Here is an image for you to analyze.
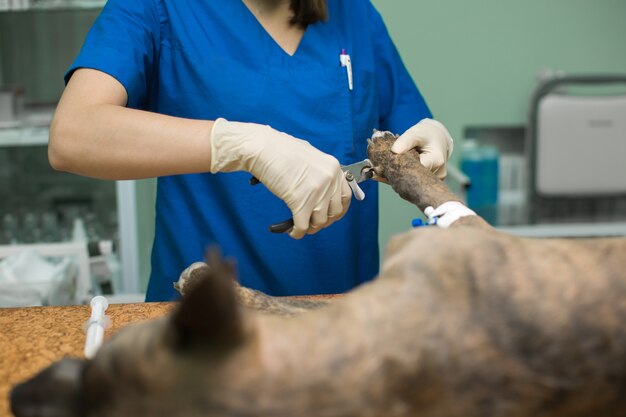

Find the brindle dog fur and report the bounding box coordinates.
[11,132,626,417]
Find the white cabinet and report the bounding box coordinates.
[0,2,145,304]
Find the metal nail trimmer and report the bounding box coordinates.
[252,158,374,234]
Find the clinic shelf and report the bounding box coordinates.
[497,222,626,238]
[0,106,54,146]
[0,125,48,147]
[0,0,104,12]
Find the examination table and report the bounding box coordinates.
[0,302,173,416]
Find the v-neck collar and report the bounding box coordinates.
[236,0,312,59]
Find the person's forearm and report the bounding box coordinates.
[49,102,214,180]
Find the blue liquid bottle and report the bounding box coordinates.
[480,145,499,224]
[461,140,499,225]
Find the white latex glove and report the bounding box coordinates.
[210,118,351,239]
[391,118,454,179]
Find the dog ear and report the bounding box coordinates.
[11,358,85,417]
[170,248,245,350]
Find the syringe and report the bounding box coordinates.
[84,296,111,359]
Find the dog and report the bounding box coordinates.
[11,131,626,417]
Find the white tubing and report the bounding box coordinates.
[84,296,110,359]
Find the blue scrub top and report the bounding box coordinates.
[67,0,432,301]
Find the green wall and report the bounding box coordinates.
[371,0,626,257]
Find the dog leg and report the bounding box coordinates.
[176,261,329,317]
[367,131,488,229]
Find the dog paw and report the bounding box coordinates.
[174,262,210,296]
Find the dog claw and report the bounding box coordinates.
[371,131,387,140]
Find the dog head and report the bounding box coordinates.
[11,252,257,417]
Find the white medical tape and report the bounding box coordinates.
[424,201,476,228]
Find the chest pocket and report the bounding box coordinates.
[347,67,378,162]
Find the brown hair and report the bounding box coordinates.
[290,0,328,26]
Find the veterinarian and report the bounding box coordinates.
[49,0,454,301]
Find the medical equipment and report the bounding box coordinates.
[84,295,110,359]
[527,74,626,223]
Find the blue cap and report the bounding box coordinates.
[411,218,426,228]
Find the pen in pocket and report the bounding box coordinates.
[340,49,353,91]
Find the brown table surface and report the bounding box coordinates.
[0,294,339,417]
[0,302,174,417]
